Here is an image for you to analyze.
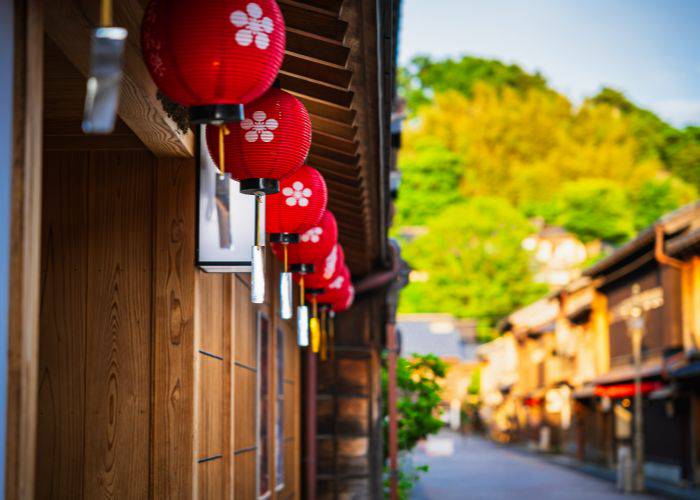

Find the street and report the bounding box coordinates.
[410,431,660,500]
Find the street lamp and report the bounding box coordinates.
[625,284,645,493]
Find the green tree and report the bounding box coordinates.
[554,178,635,244]
[399,197,547,334]
[401,55,549,112]
[632,177,698,230]
[663,126,700,190]
[393,139,464,228]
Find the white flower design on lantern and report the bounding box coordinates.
[282,181,312,207]
[329,275,345,290]
[230,3,274,50]
[241,111,278,143]
[323,245,338,279]
[301,227,323,243]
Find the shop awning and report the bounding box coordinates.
[670,359,700,379]
[594,381,663,399]
[572,385,596,399]
[590,358,663,386]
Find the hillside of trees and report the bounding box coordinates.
[395,55,700,338]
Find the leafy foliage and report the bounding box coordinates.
[395,54,699,323]
[400,198,548,333]
[383,354,447,456]
[401,55,549,112]
[393,139,464,228]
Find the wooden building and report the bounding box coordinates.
[4,0,401,498]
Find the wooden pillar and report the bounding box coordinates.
[6,1,43,497]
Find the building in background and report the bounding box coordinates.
[479,202,700,487]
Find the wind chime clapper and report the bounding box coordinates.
[82,0,127,134]
[270,232,300,319]
[306,288,324,354]
[239,178,278,304]
[291,263,314,347]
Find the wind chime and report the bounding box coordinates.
[271,210,338,346]
[266,165,327,319]
[205,87,311,302]
[298,244,346,357]
[312,265,351,360]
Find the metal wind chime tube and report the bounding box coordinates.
[279,245,293,319]
[296,275,309,346]
[251,193,266,303]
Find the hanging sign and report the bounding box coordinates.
[196,127,257,272]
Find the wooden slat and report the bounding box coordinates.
[153,158,197,498]
[286,29,350,67]
[44,0,194,157]
[197,355,224,461]
[36,154,88,499]
[310,114,357,141]
[291,0,344,15]
[279,2,348,42]
[279,72,354,108]
[282,52,352,89]
[313,130,359,155]
[7,1,43,497]
[310,143,359,166]
[84,152,152,498]
[296,95,356,124]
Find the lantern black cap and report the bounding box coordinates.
[290,263,314,274]
[189,104,244,124]
[270,233,300,244]
[240,178,280,195]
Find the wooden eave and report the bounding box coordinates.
[44,0,390,276]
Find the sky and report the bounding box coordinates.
[399,0,700,127]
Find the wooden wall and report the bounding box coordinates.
[36,39,301,498]
[315,294,384,499]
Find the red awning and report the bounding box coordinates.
[593,381,663,399]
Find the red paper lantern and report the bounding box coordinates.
[205,87,311,193]
[312,266,351,305]
[271,210,338,266]
[141,0,286,123]
[331,284,355,313]
[295,244,344,290]
[266,165,327,241]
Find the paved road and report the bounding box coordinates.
[410,431,660,500]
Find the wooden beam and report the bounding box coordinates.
[310,143,359,166]
[282,53,352,89]
[312,130,358,155]
[310,114,357,141]
[284,0,344,16]
[297,95,356,125]
[279,2,348,42]
[279,72,354,108]
[44,0,194,158]
[6,1,43,498]
[286,29,350,67]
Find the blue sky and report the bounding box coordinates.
[399,0,700,126]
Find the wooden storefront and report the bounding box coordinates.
[6,0,399,498]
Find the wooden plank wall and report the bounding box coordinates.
[316,294,384,499]
[36,145,301,500]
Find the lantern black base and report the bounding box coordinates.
[189,104,244,124]
[290,263,314,274]
[269,233,300,244]
[240,178,279,195]
[306,288,324,295]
